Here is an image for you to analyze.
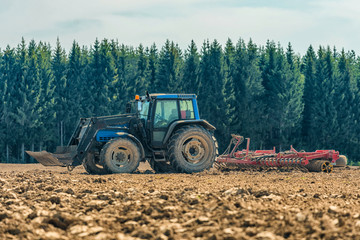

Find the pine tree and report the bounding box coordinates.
[89,39,114,116]
[259,41,304,150]
[312,47,337,149]
[198,40,226,147]
[35,42,56,157]
[232,39,265,147]
[222,39,237,139]
[334,49,356,155]
[147,44,158,92]
[18,39,43,162]
[65,41,86,142]
[110,42,130,112]
[181,40,200,93]
[301,45,317,149]
[281,43,304,148]
[133,44,148,95]
[156,40,183,93]
[0,46,16,162]
[260,41,283,148]
[52,38,67,146]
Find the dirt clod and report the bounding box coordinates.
[0,163,359,239]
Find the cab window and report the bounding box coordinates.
[179,100,195,119]
[154,100,178,128]
[139,101,149,121]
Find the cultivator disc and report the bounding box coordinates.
[215,162,309,173]
[214,162,259,172]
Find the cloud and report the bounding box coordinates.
[57,19,103,33]
[0,0,360,54]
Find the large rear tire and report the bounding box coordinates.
[167,125,216,173]
[83,152,109,175]
[100,138,141,174]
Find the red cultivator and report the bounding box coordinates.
[216,134,347,173]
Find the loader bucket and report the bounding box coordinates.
[26,145,77,166]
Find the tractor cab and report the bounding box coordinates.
[135,94,200,147]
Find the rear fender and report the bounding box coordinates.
[162,120,216,145]
[113,132,146,160]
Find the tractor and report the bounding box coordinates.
[27,93,218,174]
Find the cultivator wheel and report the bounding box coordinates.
[336,155,347,167]
[306,160,333,173]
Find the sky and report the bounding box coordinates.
[0,0,360,55]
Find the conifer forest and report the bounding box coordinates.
[0,38,359,164]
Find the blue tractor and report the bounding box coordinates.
[27,93,218,174]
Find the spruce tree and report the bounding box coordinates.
[222,39,237,139]
[90,39,114,116]
[334,49,356,155]
[198,40,226,147]
[156,40,183,93]
[260,41,283,148]
[260,41,303,150]
[52,38,67,146]
[232,39,265,147]
[147,44,158,92]
[35,42,56,157]
[65,41,85,141]
[301,45,317,149]
[133,44,148,95]
[110,42,130,112]
[313,47,337,149]
[281,43,304,148]
[181,40,200,93]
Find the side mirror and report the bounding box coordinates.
[126,103,131,113]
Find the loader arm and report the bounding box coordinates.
[27,114,137,167]
[71,114,137,167]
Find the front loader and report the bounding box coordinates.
[27,93,218,174]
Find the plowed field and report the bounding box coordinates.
[0,163,360,240]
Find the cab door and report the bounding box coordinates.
[151,99,179,147]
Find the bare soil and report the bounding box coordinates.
[0,163,360,240]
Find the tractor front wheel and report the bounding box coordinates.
[83,152,109,175]
[167,125,216,173]
[100,138,141,173]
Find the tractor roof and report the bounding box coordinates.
[147,93,197,99]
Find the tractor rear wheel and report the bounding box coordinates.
[101,138,141,173]
[83,152,109,175]
[167,125,216,173]
[335,155,347,167]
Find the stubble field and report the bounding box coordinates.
[0,163,360,240]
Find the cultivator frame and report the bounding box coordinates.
[216,134,340,173]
